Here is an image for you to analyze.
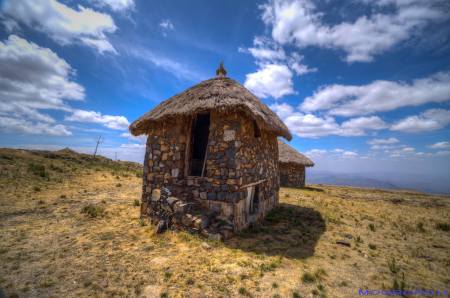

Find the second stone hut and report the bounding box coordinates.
[278,140,314,188]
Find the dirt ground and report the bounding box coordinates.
[0,149,449,297]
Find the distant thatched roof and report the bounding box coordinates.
[278,140,314,167]
[129,76,292,140]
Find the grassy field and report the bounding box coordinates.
[0,148,449,297]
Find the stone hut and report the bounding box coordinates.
[129,64,291,236]
[278,140,314,188]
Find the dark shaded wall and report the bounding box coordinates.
[279,162,306,188]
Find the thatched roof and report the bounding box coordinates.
[278,140,314,167]
[129,76,292,140]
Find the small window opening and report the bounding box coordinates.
[253,120,261,138]
[250,185,260,214]
[189,112,210,176]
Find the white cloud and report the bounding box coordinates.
[66,110,130,130]
[159,19,174,30]
[288,52,317,75]
[260,0,447,62]
[367,137,399,145]
[1,0,117,54]
[0,35,84,136]
[436,150,450,157]
[305,148,359,159]
[343,151,358,157]
[120,143,145,148]
[301,72,450,116]
[271,103,387,137]
[120,132,146,143]
[0,116,71,136]
[391,109,450,133]
[429,141,450,150]
[340,116,387,136]
[241,37,316,99]
[244,64,295,99]
[91,0,135,12]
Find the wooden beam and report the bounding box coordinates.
[239,179,266,190]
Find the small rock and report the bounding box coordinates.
[336,240,351,247]
[344,233,353,239]
[208,233,222,241]
[201,242,211,250]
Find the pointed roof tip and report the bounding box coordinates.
[216,61,227,77]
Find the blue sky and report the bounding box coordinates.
[0,0,450,178]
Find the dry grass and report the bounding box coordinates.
[0,149,449,297]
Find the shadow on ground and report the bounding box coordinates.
[226,203,326,259]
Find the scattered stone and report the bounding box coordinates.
[223,129,235,141]
[344,233,353,239]
[201,242,211,250]
[336,240,351,247]
[208,233,222,241]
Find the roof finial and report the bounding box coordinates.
[216,61,227,77]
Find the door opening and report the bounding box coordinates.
[189,112,210,176]
[250,185,259,214]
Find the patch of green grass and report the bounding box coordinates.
[302,272,316,284]
[238,287,251,296]
[435,222,450,232]
[416,222,425,232]
[28,163,49,179]
[134,199,141,207]
[80,204,105,218]
[388,257,399,274]
[292,292,302,298]
[272,282,279,289]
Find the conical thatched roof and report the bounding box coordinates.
[129,76,292,140]
[278,140,314,167]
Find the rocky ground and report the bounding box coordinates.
[0,148,449,297]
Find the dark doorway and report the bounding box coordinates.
[250,185,259,214]
[189,113,210,176]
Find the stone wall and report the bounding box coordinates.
[279,162,306,188]
[140,110,280,233]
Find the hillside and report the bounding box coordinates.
[0,148,449,297]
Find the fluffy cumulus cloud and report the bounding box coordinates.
[429,141,450,150]
[244,64,295,99]
[242,37,316,99]
[0,116,71,136]
[301,72,450,116]
[0,35,86,135]
[391,109,450,133]
[305,148,358,159]
[1,0,117,54]
[367,137,399,145]
[0,35,129,136]
[159,19,174,30]
[260,0,448,62]
[271,103,387,138]
[90,0,135,12]
[66,110,130,130]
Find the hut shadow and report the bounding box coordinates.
[225,203,326,260]
[302,186,324,192]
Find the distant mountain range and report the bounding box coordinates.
[307,171,450,195]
